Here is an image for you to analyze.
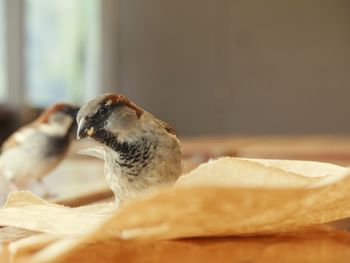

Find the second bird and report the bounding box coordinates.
[0,103,79,203]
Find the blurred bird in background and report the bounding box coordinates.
[77,93,182,206]
[0,103,79,204]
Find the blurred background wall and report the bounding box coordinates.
[1,0,350,137]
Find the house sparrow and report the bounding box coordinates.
[0,103,79,202]
[76,93,182,205]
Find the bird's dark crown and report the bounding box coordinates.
[37,103,79,124]
[100,93,143,118]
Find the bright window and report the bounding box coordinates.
[0,0,6,102]
[25,0,100,107]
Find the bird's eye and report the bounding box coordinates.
[99,105,109,114]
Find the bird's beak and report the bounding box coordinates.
[77,118,96,139]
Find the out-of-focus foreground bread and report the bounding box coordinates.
[1,157,350,262]
[176,157,348,188]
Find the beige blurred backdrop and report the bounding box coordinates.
[1,0,350,137]
[101,0,350,135]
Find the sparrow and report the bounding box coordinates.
[76,93,182,205]
[0,103,79,202]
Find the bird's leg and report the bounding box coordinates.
[37,179,55,199]
[9,181,18,192]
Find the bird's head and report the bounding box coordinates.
[37,103,79,127]
[76,93,147,142]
